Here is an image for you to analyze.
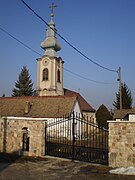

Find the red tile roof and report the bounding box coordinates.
[0,89,95,118]
[0,96,77,118]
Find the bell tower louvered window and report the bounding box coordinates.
[57,69,60,82]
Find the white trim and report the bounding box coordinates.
[108,120,135,123]
[1,116,48,121]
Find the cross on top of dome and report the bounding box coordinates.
[49,2,56,17]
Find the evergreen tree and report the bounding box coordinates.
[96,104,113,128]
[113,82,133,109]
[12,66,34,96]
[2,93,5,97]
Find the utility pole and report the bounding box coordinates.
[118,67,122,120]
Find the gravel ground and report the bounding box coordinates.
[0,153,135,180]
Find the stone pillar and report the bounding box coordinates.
[108,120,135,168]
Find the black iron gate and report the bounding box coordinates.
[45,113,108,165]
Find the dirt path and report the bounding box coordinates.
[0,155,135,180]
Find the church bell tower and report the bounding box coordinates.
[37,3,64,96]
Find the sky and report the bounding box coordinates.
[0,0,135,110]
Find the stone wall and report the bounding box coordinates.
[0,117,46,156]
[108,120,135,168]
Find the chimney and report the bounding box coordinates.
[24,101,32,114]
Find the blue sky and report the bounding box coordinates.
[0,0,135,110]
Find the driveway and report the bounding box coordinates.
[0,154,135,180]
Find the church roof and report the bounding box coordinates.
[0,96,77,118]
[64,89,95,112]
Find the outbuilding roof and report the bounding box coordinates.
[113,107,135,119]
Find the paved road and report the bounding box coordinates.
[0,156,135,180]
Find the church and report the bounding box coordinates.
[0,5,95,157]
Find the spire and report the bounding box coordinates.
[41,3,61,57]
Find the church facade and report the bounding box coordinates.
[0,6,95,157]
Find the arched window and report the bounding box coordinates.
[22,127,29,151]
[43,68,48,81]
[57,69,60,82]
